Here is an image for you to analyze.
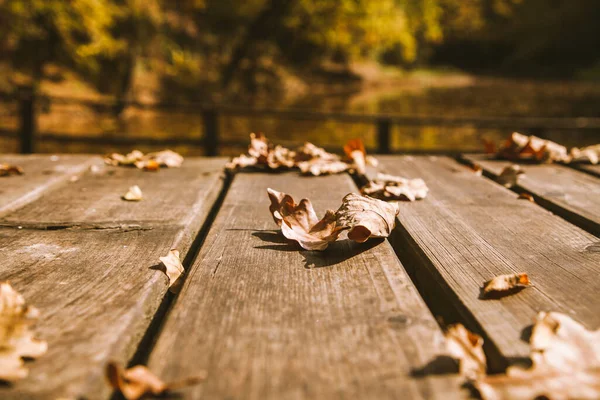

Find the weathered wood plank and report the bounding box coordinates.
[379,155,600,371]
[147,172,464,400]
[463,154,600,236]
[572,163,600,179]
[0,154,98,217]
[0,158,227,399]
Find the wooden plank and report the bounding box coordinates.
[378,155,600,371]
[147,172,464,400]
[572,163,600,178]
[463,154,600,236]
[0,158,227,399]
[0,154,98,217]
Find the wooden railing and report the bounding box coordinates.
[2,90,600,155]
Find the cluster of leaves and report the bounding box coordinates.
[486,132,600,165]
[0,164,24,177]
[446,311,600,400]
[104,149,183,171]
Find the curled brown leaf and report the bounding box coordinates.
[122,185,143,201]
[495,132,568,163]
[482,273,530,297]
[497,164,524,187]
[159,249,184,293]
[0,282,47,382]
[334,194,399,243]
[0,164,24,177]
[344,138,367,175]
[568,144,600,165]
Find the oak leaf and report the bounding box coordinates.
[0,282,47,382]
[122,185,143,201]
[361,173,429,201]
[0,164,24,177]
[482,273,530,297]
[159,250,184,293]
[106,362,205,400]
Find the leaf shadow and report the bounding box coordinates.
[478,285,527,300]
[410,355,459,377]
[252,230,383,268]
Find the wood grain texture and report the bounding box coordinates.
[0,154,99,217]
[0,158,227,399]
[463,154,600,236]
[378,155,600,371]
[147,172,465,400]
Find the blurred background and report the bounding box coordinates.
[1,0,599,156]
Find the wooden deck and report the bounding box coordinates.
[1,154,599,399]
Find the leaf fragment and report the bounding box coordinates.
[361,173,429,201]
[159,249,184,292]
[0,164,24,177]
[343,138,367,175]
[482,273,530,297]
[518,193,535,202]
[122,185,143,201]
[0,282,47,382]
[497,164,524,187]
[445,324,487,380]
[297,159,349,176]
[106,362,205,400]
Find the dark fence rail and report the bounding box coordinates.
[2,92,600,155]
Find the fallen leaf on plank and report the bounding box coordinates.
[344,138,367,175]
[334,194,399,243]
[105,149,183,170]
[445,324,486,381]
[105,150,144,166]
[0,164,24,177]
[495,132,568,163]
[0,282,47,382]
[297,159,349,176]
[106,362,205,400]
[135,159,160,171]
[497,164,524,187]
[361,173,429,201]
[482,273,530,298]
[122,185,143,201]
[159,250,184,292]
[475,312,600,400]
[145,150,184,168]
[267,188,344,251]
[226,133,296,172]
[470,164,483,176]
[568,144,600,164]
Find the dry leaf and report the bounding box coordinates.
[105,150,183,170]
[482,273,530,297]
[267,188,344,251]
[0,282,47,382]
[335,194,399,243]
[470,164,483,176]
[106,362,205,400]
[159,250,184,292]
[295,142,339,162]
[361,173,429,201]
[497,165,524,187]
[344,138,367,175]
[297,159,349,176]
[122,185,143,201]
[568,144,600,164]
[445,324,486,380]
[226,133,296,171]
[0,164,24,177]
[496,132,568,163]
[518,193,535,202]
[475,312,600,400]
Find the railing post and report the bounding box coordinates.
[376,118,391,154]
[18,86,36,154]
[203,108,219,156]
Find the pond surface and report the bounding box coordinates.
[1,76,599,155]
